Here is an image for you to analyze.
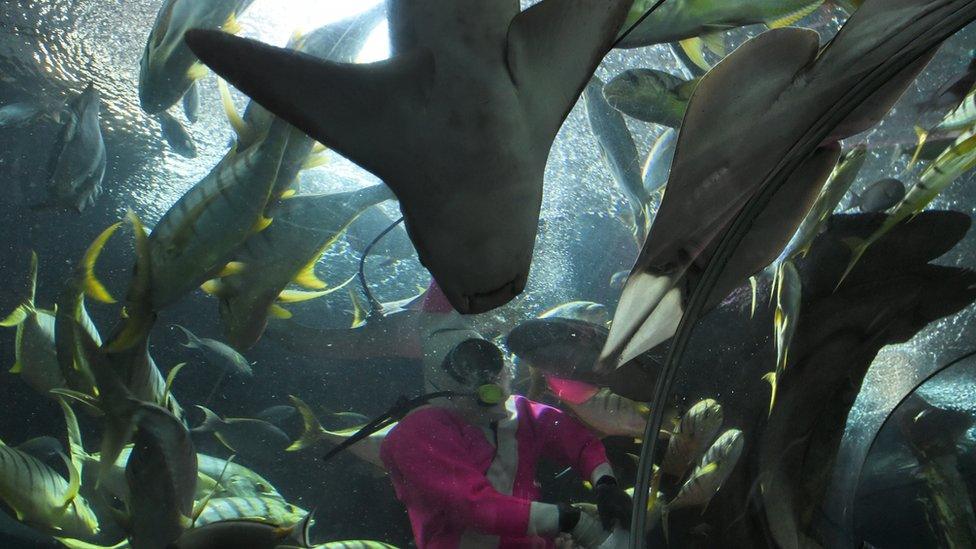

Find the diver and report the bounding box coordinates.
[378,286,633,548]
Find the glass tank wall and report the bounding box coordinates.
[0,0,973,548]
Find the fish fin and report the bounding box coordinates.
[56,396,90,473]
[506,0,633,140]
[217,261,246,277]
[185,30,433,188]
[222,12,242,34]
[286,395,325,451]
[172,324,201,349]
[191,455,236,528]
[106,212,153,352]
[186,61,208,81]
[9,362,21,374]
[678,38,711,72]
[280,189,297,200]
[200,279,224,296]
[699,31,726,58]
[762,372,777,415]
[217,78,252,143]
[192,405,224,434]
[55,538,129,549]
[311,141,326,154]
[908,125,929,168]
[162,362,187,403]
[348,288,366,329]
[269,304,292,319]
[2,251,38,327]
[56,450,80,507]
[765,1,823,29]
[748,276,758,319]
[289,510,315,547]
[81,222,122,304]
[301,152,330,171]
[277,274,356,303]
[49,388,102,416]
[294,258,327,290]
[251,215,273,233]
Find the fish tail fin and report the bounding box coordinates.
[748,275,758,319]
[286,394,325,451]
[81,222,122,304]
[192,405,223,433]
[172,324,201,348]
[908,125,929,168]
[762,372,777,416]
[294,257,328,290]
[162,362,187,404]
[1,251,38,327]
[348,288,366,329]
[678,37,712,72]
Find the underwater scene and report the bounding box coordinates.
[0,0,975,547]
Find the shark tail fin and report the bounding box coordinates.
[1,251,38,327]
[287,394,325,451]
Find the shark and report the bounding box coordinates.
[598,0,976,370]
[184,0,635,314]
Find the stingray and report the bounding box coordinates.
[599,0,976,370]
[184,0,634,314]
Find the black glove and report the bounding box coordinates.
[594,475,633,530]
[557,503,582,533]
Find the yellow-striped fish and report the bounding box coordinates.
[195,496,305,527]
[144,117,291,313]
[661,399,723,480]
[202,184,393,349]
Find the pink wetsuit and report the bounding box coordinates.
[380,396,609,548]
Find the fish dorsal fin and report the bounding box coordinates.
[162,362,187,403]
[56,396,91,475]
[506,0,633,141]
[185,30,433,190]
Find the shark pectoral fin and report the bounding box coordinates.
[506,0,633,138]
[184,30,432,184]
[828,47,937,142]
[598,271,684,371]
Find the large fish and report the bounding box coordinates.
[917,52,976,113]
[545,377,650,438]
[42,83,106,212]
[584,75,652,236]
[196,455,281,502]
[125,403,197,549]
[0,98,64,127]
[138,0,254,114]
[617,0,840,49]
[538,300,611,326]
[603,69,697,128]
[168,512,312,549]
[186,0,635,314]
[143,117,290,312]
[203,184,394,349]
[599,0,976,370]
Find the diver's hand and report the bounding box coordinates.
[595,476,633,530]
[569,508,609,548]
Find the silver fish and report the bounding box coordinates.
[173,325,252,377]
[192,405,291,457]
